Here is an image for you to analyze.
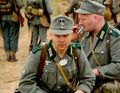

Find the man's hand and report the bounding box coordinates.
[93,68,100,77]
[71,25,80,42]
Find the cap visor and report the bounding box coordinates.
[50,29,72,35]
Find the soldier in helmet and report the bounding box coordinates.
[19,15,95,93]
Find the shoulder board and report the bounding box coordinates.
[109,28,120,38]
[70,43,81,49]
[32,46,42,54]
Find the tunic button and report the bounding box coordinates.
[45,69,47,72]
[57,86,61,89]
[59,76,62,78]
[101,51,104,53]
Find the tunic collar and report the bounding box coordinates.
[47,40,73,61]
[86,21,109,41]
[97,21,109,40]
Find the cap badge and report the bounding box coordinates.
[59,19,64,28]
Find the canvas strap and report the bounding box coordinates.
[55,48,78,92]
[89,27,112,66]
[36,44,46,79]
[89,36,101,66]
[55,61,76,92]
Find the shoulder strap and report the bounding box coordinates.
[89,26,112,66]
[36,45,79,80]
[106,26,112,64]
[55,48,78,92]
[89,36,102,66]
[72,48,79,88]
[72,48,79,73]
[36,44,46,79]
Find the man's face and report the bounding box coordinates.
[78,14,96,32]
[50,32,72,51]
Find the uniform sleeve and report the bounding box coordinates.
[16,0,24,8]
[111,0,119,14]
[77,47,95,93]
[19,52,47,93]
[97,35,120,79]
[44,0,53,15]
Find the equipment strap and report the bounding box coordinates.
[89,26,112,66]
[89,36,101,66]
[36,45,79,90]
[36,44,46,79]
[55,48,78,92]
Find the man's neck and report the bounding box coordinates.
[52,44,68,59]
[92,20,105,38]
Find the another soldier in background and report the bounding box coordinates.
[75,0,120,93]
[25,0,53,52]
[0,0,24,62]
[65,0,86,43]
[65,0,81,25]
[94,0,119,24]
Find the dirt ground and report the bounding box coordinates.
[0,13,30,93]
[0,0,118,93]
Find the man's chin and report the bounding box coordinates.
[58,47,66,51]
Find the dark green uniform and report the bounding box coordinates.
[19,41,95,93]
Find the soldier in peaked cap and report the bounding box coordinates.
[19,15,95,93]
[74,0,120,93]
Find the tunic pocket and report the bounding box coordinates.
[41,65,56,88]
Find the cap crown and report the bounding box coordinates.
[50,15,73,35]
[75,0,105,15]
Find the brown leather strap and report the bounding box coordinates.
[36,44,46,79]
[72,48,79,88]
[106,27,112,64]
[72,48,79,74]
